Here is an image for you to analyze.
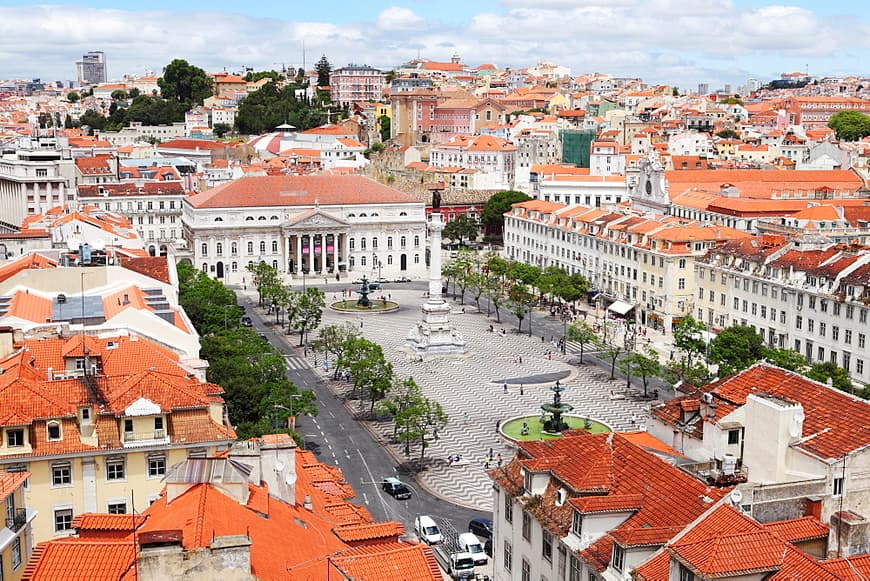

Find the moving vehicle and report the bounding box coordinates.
[394,276,412,283]
[381,476,412,500]
[240,315,253,327]
[458,532,487,565]
[468,517,493,539]
[432,543,475,579]
[414,515,442,545]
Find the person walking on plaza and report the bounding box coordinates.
[503,383,508,393]
[519,384,524,396]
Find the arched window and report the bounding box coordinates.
[245,216,254,221]
[270,215,279,220]
[216,242,223,255]
[414,236,420,248]
[231,261,238,272]
[202,263,208,272]
[372,237,378,250]
[387,236,393,249]
[359,212,367,217]
[399,211,407,216]
[387,255,393,265]
[259,241,266,253]
[258,216,266,221]
[349,256,355,268]
[201,243,207,255]
[371,212,379,217]
[400,236,407,248]
[247,261,254,268]
[349,238,355,250]
[231,242,238,255]
[272,240,278,253]
[361,256,367,267]
[214,217,223,222]
[361,237,367,250]
[347,213,356,218]
[272,260,278,269]
[247,241,254,254]
[414,254,420,264]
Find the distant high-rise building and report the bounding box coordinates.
[697,82,709,95]
[75,51,106,86]
[747,77,762,93]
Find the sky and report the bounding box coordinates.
[0,1,867,90]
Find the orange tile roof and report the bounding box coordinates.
[22,539,137,581]
[666,169,863,199]
[158,139,227,151]
[0,253,57,283]
[72,513,148,533]
[327,542,441,580]
[0,471,28,502]
[763,516,829,543]
[7,290,52,322]
[187,175,420,209]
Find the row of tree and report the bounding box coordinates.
[246,262,327,346]
[177,262,316,440]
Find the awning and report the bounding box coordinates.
[607,300,635,316]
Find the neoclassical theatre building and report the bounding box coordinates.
[183,175,429,284]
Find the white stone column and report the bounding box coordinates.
[343,233,350,272]
[295,235,302,274]
[319,234,327,275]
[308,234,315,274]
[428,213,445,300]
[333,233,339,275]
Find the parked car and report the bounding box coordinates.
[468,517,493,539]
[381,477,412,500]
[394,276,412,283]
[483,538,492,557]
[240,315,253,327]
[458,532,487,565]
[414,515,442,545]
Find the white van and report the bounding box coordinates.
[458,532,487,565]
[415,515,442,545]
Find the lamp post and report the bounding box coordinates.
[274,394,302,430]
[371,252,382,282]
[560,310,571,354]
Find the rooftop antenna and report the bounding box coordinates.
[302,40,306,72]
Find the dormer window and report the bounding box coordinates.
[80,407,91,423]
[47,421,61,441]
[611,543,625,572]
[523,469,532,494]
[571,510,582,536]
[6,428,24,447]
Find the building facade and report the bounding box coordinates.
[75,51,106,86]
[330,64,387,105]
[183,175,429,284]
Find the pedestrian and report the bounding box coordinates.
[631,414,637,425]
[497,453,503,467]
[336,273,340,282]
[518,355,523,364]
[541,335,545,343]
[485,460,490,469]
[463,412,469,424]
[520,384,524,396]
[388,293,391,300]
[503,383,508,393]
[489,447,494,459]
[496,420,500,431]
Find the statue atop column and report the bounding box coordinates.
[432,189,441,210]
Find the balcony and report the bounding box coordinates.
[5,508,26,532]
[122,429,169,448]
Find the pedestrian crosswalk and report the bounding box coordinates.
[283,354,309,370]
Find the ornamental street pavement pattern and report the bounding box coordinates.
[315,288,652,512]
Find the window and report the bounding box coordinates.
[522,511,532,541]
[201,242,208,255]
[372,237,378,250]
[679,258,686,269]
[6,428,23,447]
[728,429,740,445]
[108,501,127,514]
[54,508,73,532]
[231,242,238,255]
[504,492,513,523]
[521,559,531,581]
[124,419,133,434]
[247,241,254,254]
[504,540,513,572]
[611,543,625,572]
[154,416,164,431]
[571,511,582,535]
[349,238,355,250]
[542,530,553,562]
[216,242,223,255]
[678,278,685,290]
[259,241,266,253]
[148,454,166,477]
[414,254,420,264]
[106,457,125,481]
[834,476,845,496]
[361,237,367,250]
[414,235,420,248]
[361,256,367,267]
[569,556,582,581]
[678,564,695,581]
[401,236,407,248]
[11,536,21,569]
[272,241,278,253]
[387,255,393,265]
[387,236,393,249]
[860,334,866,349]
[47,421,61,441]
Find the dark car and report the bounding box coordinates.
[483,538,492,557]
[381,477,412,500]
[240,316,253,327]
[468,517,493,539]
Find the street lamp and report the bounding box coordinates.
[274,394,303,430]
[371,252,382,282]
[560,310,571,354]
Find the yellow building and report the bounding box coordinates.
[0,330,235,542]
[0,471,33,581]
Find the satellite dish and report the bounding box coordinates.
[730,489,743,505]
[274,459,285,472]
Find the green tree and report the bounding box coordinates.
[451,250,475,304]
[246,262,281,306]
[287,288,326,346]
[673,315,707,370]
[177,262,240,333]
[312,322,359,378]
[508,284,534,334]
[128,87,141,99]
[110,89,128,101]
[378,114,391,142]
[158,58,212,110]
[618,347,660,396]
[315,55,332,88]
[213,122,232,138]
[828,110,870,141]
[244,70,281,82]
[337,337,394,414]
[807,362,853,393]
[480,190,531,235]
[508,262,541,286]
[443,214,480,246]
[600,322,622,380]
[763,348,808,373]
[566,321,597,364]
[716,128,740,139]
[235,80,325,135]
[399,397,448,460]
[67,91,80,102]
[377,377,423,442]
[709,325,765,377]
[78,109,107,134]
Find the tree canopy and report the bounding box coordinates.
[443,214,480,246]
[828,110,870,141]
[480,190,531,235]
[234,81,329,135]
[315,55,332,88]
[158,59,212,110]
[806,362,853,393]
[709,325,765,377]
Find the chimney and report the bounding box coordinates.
[303,495,313,511]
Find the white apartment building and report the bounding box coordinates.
[429,135,517,190]
[589,140,626,176]
[504,200,751,330]
[0,137,77,230]
[695,234,870,383]
[96,122,186,147]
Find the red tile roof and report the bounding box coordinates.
[762,516,829,543]
[22,539,137,581]
[186,175,420,209]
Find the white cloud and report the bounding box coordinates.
[376,7,426,31]
[0,3,863,91]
